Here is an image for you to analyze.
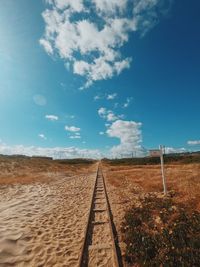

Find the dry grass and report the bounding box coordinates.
[103,162,200,266]
[0,156,95,185]
[103,163,200,211]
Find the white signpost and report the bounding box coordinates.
[159,145,167,195]
[149,146,167,195]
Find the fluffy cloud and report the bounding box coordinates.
[40,0,172,87]
[187,140,200,145]
[106,119,144,157]
[0,143,101,159]
[65,125,81,132]
[93,0,128,15]
[38,134,47,140]
[123,97,133,108]
[94,93,117,101]
[94,95,102,101]
[69,132,81,139]
[164,147,187,154]
[45,114,59,121]
[98,107,123,122]
[69,135,81,139]
[133,0,173,36]
[107,93,117,100]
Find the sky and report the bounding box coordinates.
[0,0,200,159]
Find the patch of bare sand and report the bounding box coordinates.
[0,164,97,266]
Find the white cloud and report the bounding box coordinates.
[0,143,101,159]
[187,140,200,146]
[38,134,47,140]
[164,147,187,154]
[94,95,102,101]
[69,132,81,139]
[99,131,104,135]
[39,39,53,54]
[107,93,117,100]
[40,0,172,87]
[98,107,107,117]
[133,0,173,36]
[69,135,81,139]
[65,114,75,119]
[123,97,133,108]
[94,93,117,101]
[106,112,119,122]
[98,107,123,122]
[45,114,59,121]
[48,0,85,12]
[106,119,144,157]
[93,0,128,15]
[65,125,81,132]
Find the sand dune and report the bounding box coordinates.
[0,167,97,266]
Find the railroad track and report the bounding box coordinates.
[78,164,121,267]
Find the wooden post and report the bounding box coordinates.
[159,145,167,195]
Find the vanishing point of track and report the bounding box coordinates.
[78,163,121,267]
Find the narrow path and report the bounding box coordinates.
[78,165,121,267]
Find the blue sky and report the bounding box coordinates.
[0,0,200,158]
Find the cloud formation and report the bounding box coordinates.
[65,125,81,139]
[107,93,117,100]
[187,140,200,145]
[106,119,144,157]
[98,107,124,122]
[123,97,133,108]
[38,133,47,140]
[65,125,81,132]
[40,0,172,87]
[164,147,186,154]
[45,114,59,121]
[0,143,101,159]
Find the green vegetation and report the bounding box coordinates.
[121,194,200,266]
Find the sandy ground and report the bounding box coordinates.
[1,157,199,266]
[0,158,98,267]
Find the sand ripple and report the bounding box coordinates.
[0,168,97,266]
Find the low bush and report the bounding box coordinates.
[121,194,200,266]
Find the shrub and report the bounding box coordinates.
[121,195,200,266]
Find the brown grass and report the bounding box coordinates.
[0,156,95,185]
[103,162,200,266]
[103,163,200,211]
